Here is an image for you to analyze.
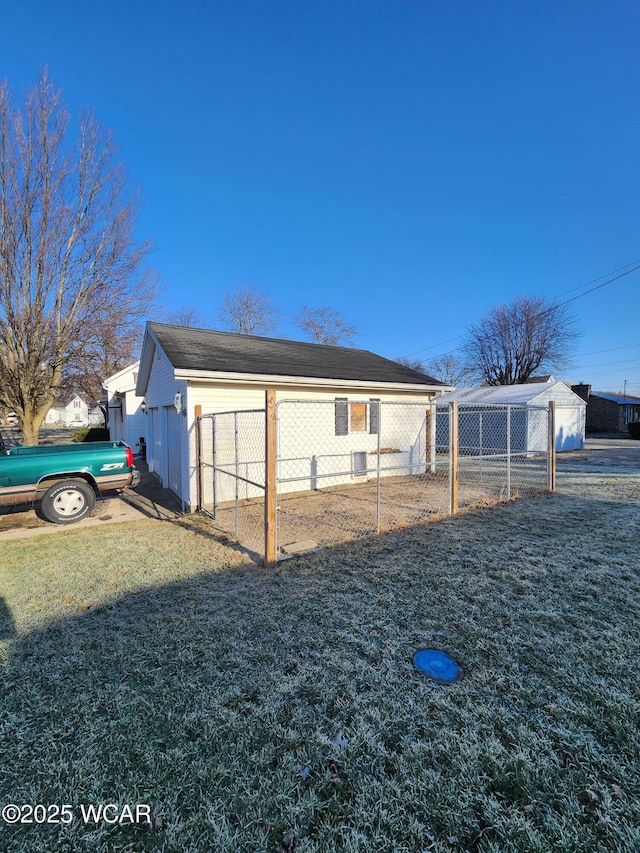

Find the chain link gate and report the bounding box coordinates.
[196,408,266,557]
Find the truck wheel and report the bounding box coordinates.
[40,480,96,524]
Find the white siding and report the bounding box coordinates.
[44,406,66,425]
[275,398,434,497]
[145,347,178,407]
[534,384,585,451]
[555,404,586,451]
[184,383,266,511]
[104,362,144,445]
[123,394,147,455]
[182,381,436,510]
[141,350,190,501]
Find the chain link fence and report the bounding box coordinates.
[197,399,553,563]
[453,404,551,509]
[276,400,451,552]
[197,409,265,556]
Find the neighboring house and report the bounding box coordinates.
[103,361,147,456]
[524,375,555,383]
[576,387,640,433]
[87,406,104,426]
[44,393,103,428]
[438,380,587,452]
[135,322,450,510]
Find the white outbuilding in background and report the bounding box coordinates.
[438,380,586,452]
[103,361,147,458]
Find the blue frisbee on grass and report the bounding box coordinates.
[413,649,461,684]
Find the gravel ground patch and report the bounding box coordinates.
[209,456,550,559]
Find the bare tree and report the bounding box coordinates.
[425,353,472,386]
[395,356,430,374]
[464,295,579,385]
[0,72,156,444]
[165,306,209,328]
[64,306,146,423]
[294,305,358,346]
[218,285,279,335]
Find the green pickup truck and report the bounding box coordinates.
[0,432,140,524]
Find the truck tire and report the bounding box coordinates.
[40,480,96,524]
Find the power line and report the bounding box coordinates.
[402,334,464,358]
[555,262,640,310]
[570,356,640,371]
[400,258,640,363]
[576,342,640,357]
[551,257,640,299]
[577,367,640,386]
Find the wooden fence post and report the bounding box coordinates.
[264,389,277,567]
[548,400,556,492]
[194,405,202,511]
[450,401,459,515]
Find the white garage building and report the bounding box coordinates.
[135,322,450,510]
[437,380,586,452]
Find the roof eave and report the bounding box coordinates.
[175,368,450,394]
[136,326,160,397]
[103,360,141,389]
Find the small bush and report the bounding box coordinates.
[628,421,640,439]
[71,427,111,442]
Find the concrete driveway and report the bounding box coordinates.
[0,463,181,541]
[557,434,640,474]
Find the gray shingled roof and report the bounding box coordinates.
[592,390,640,405]
[147,322,444,387]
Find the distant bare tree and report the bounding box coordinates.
[294,305,358,346]
[464,295,579,385]
[0,72,156,444]
[64,306,145,423]
[165,306,209,328]
[395,356,430,374]
[219,285,279,335]
[425,353,472,386]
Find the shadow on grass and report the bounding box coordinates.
[1,490,639,852]
[169,515,264,563]
[0,597,15,640]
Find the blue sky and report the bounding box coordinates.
[3,0,639,393]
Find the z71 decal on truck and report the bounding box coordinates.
[0,431,140,524]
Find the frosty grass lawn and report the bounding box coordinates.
[0,447,639,853]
